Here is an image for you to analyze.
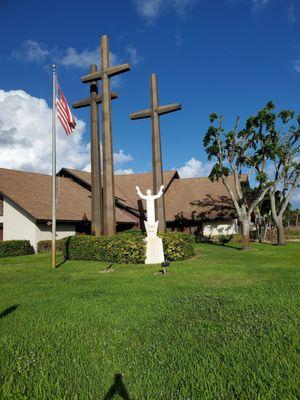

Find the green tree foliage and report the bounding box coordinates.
[204,102,300,248]
[267,107,300,244]
[203,102,282,250]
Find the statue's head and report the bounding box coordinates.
[146,189,152,196]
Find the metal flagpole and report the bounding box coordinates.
[52,64,57,269]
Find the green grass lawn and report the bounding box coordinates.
[0,243,299,400]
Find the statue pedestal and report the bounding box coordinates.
[145,236,165,265]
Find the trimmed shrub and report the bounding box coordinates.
[160,232,194,261]
[37,240,62,253]
[104,235,146,264]
[60,232,194,264]
[60,235,145,264]
[0,240,34,258]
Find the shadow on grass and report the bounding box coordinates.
[0,305,18,319]
[55,236,71,268]
[202,241,242,251]
[56,258,67,268]
[103,373,130,400]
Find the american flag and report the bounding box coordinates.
[56,81,76,136]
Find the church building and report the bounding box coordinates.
[0,167,246,250]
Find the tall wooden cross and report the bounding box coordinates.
[81,35,131,236]
[130,73,181,233]
[73,64,117,236]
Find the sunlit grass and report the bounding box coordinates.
[0,243,299,399]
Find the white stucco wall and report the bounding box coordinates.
[3,197,37,247]
[203,219,238,237]
[2,196,76,251]
[36,222,75,243]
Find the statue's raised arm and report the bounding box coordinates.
[136,186,148,200]
[153,185,164,200]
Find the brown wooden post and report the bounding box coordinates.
[81,35,131,235]
[130,73,181,233]
[101,36,115,236]
[73,65,118,236]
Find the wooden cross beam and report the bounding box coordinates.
[130,73,181,233]
[72,64,117,236]
[81,35,131,236]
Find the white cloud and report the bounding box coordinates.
[0,89,89,174]
[252,0,270,12]
[133,0,197,21]
[293,59,300,73]
[80,148,133,173]
[57,47,118,69]
[12,40,50,63]
[0,89,133,175]
[12,41,119,69]
[126,44,143,66]
[288,4,297,23]
[291,189,300,208]
[114,149,134,164]
[177,158,213,178]
[58,47,99,68]
[115,168,135,175]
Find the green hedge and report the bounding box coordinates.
[160,232,194,261]
[0,240,34,258]
[59,232,194,264]
[37,240,62,253]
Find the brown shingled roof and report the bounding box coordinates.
[164,176,243,222]
[59,168,247,222]
[0,167,248,224]
[60,168,179,209]
[0,168,137,223]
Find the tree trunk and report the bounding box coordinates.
[241,218,251,251]
[259,218,268,243]
[276,216,286,246]
[270,191,287,246]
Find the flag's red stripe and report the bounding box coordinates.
[57,101,73,135]
[57,104,71,134]
[57,101,69,124]
[58,114,71,135]
[56,81,76,136]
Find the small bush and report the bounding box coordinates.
[160,232,194,261]
[285,229,300,239]
[37,240,62,253]
[218,234,233,245]
[0,240,34,258]
[231,233,243,243]
[60,232,194,264]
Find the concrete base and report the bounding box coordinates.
[145,236,165,265]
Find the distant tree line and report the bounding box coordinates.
[204,101,300,250]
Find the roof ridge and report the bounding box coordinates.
[0,167,51,178]
[65,168,178,177]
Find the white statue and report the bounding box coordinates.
[136,185,165,264]
[136,185,164,233]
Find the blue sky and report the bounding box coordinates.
[0,0,299,205]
